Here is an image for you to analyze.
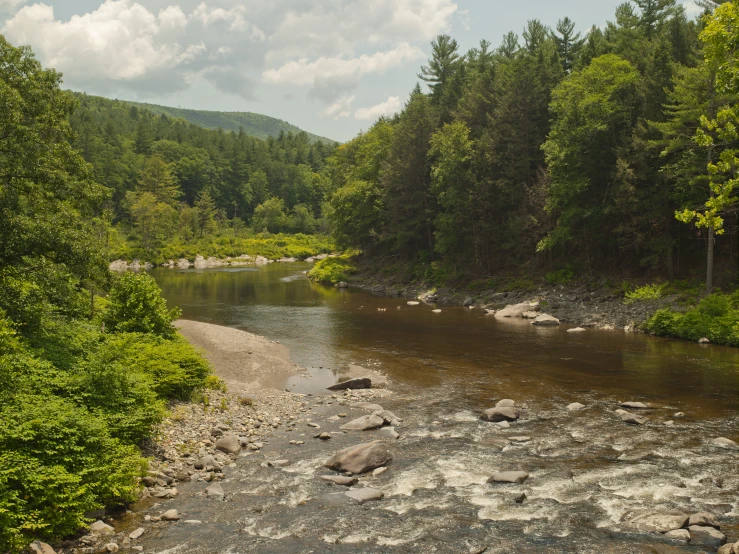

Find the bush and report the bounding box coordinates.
[545,266,575,285]
[624,283,664,303]
[644,292,739,346]
[104,272,180,338]
[308,256,356,285]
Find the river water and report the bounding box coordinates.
[148,264,739,553]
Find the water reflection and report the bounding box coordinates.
[151,265,739,418]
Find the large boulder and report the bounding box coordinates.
[689,512,720,529]
[624,510,688,533]
[324,441,392,474]
[532,314,560,326]
[481,406,520,422]
[328,377,371,391]
[340,414,385,431]
[688,525,727,549]
[494,303,534,319]
[215,434,241,455]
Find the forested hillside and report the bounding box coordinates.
[120,99,336,145]
[323,0,739,294]
[69,94,336,260]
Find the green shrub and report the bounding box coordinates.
[308,256,356,285]
[502,278,538,292]
[624,283,664,303]
[204,375,227,392]
[545,266,575,285]
[104,272,180,338]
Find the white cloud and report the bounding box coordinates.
[158,5,187,29]
[682,1,702,17]
[355,96,401,120]
[322,95,355,119]
[263,43,423,85]
[0,0,28,9]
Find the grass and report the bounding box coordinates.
[308,256,357,285]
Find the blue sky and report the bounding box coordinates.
[0,0,702,142]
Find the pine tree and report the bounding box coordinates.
[552,17,586,73]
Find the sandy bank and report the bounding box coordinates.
[175,320,302,392]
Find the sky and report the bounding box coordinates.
[0,0,704,142]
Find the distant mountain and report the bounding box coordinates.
[74,94,337,145]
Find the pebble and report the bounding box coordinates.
[161,509,180,521]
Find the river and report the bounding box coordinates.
[148,263,739,553]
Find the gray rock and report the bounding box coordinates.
[532,314,560,326]
[344,487,384,504]
[373,409,402,425]
[351,402,384,411]
[521,311,539,319]
[495,399,516,408]
[515,493,527,504]
[29,541,56,554]
[328,377,371,391]
[215,434,241,455]
[488,471,529,484]
[664,529,690,542]
[508,436,531,443]
[699,337,710,344]
[340,414,385,431]
[324,441,393,474]
[463,297,474,307]
[378,427,400,440]
[688,525,727,549]
[567,327,587,333]
[195,455,221,471]
[161,509,180,521]
[718,544,734,554]
[129,528,145,540]
[321,475,358,486]
[711,437,739,450]
[624,510,688,533]
[90,520,114,534]
[481,406,520,422]
[315,432,332,440]
[620,401,649,409]
[495,303,533,318]
[104,544,119,552]
[688,512,720,529]
[205,482,224,499]
[619,412,648,425]
[567,402,585,411]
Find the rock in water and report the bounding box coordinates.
[378,427,400,440]
[532,314,560,326]
[205,482,224,499]
[351,402,384,411]
[321,475,357,486]
[161,509,180,521]
[344,487,384,504]
[488,471,529,484]
[619,411,648,425]
[495,399,516,408]
[688,512,721,529]
[711,437,739,450]
[463,297,474,307]
[567,327,587,333]
[624,510,689,533]
[129,528,145,540]
[327,377,371,391]
[664,529,690,542]
[567,402,585,411]
[324,441,392,474]
[494,303,534,318]
[215,434,241,455]
[90,520,114,534]
[481,407,520,422]
[620,401,650,409]
[373,409,402,425]
[688,525,727,549]
[340,414,385,431]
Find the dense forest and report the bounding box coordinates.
[69,94,336,260]
[324,0,738,294]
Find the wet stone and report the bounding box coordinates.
[567,402,585,411]
[688,512,721,529]
[620,401,650,409]
[161,509,180,521]
[488,471,529,484]
[664,529,690,542]
[712,437,739,450]
[205,482,224,499]
[481,407,520,422]
[321,475,358,486]
[128,528,145,540]
[340,414,385,431]
[344,487,384,504]
[495,399,516,408]
[624,510,688,533]
[688,525,727,549]
[324,441,393,474]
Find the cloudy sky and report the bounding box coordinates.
[0,0,703,142]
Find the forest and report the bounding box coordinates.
[324,0,738,296]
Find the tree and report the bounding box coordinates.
[194,188,217,238]
[418,35,463,115]
[136,156,181,205]
[252,197,289,233]
[125,191,177,254]
[633,0,678,39]
[552,17,586,73]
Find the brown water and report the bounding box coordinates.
[144,264,739,553]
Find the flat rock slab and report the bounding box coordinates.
[665,529,690,542]
[619,412,648,425]
[688,525,727,549]
[712,437,739,450]
[532,313,560,326]
[324,441,393,474]
[345,487,384,504]
[689,512,721,529]
[620,401,650,409]
[625,510,688,533]
[567,402,585,411]
[328,377,371,391]
[340,414,385,431]
[495,303,533,318]
[351,402,384,412]
[321,475,358,486]
[488,471,529,484]
[481,407,520,422]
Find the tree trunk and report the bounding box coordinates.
[706,224,715,295]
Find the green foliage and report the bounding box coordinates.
[308,257,357,285]
[204,375,228,393]
[545,266,575,285]
[103,272,180,338]
[645,292,739,345]
[624,283,665,303]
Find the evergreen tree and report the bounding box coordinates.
[552,17,586,73]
